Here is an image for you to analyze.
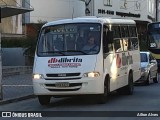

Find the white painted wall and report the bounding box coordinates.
[30,0,85,23]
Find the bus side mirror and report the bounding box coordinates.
[107,30,113,43]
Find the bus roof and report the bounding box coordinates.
[43,16,136,27]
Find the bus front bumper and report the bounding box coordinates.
[32,78,104,96]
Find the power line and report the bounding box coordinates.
[0,0,7,6]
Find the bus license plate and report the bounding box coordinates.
[55,82,69,87]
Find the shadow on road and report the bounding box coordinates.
[43,92,128,108]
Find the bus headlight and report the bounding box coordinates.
[33,74,44,80]
[83,72,100,78]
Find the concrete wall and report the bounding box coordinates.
[0,0,22,34]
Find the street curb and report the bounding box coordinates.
[0,94,36,105]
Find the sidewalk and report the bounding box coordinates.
[0,74,35,105]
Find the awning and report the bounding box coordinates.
[1,6,34,18]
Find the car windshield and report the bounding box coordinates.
[37,23,101,56]
[140,53,148,62]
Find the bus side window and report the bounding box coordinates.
[112,26,121,52]
[131,38,138,50]
[103,25,113,53]
[121,26,129,51]
[127,39,132,51]
[123,39,128,51]
[107,43,113,52]
[121,26,129,38]
[112,26,121,38]
[129,26,137,37]
[129,26,138,50]
[114,39,123,52]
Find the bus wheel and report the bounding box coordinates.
[124,72,134,95]
[153,72,158,83]
[98,76,110,104]
[38,95,51,105]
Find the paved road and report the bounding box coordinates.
[1,74,33,100]
[0,81,160,120]
[1,83,160,111]
[0,74,160,120]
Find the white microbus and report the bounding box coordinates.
[33,17,141,105]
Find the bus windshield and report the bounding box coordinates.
[148,23,160,49]
[148,33,160,49]
[37,23,101,56]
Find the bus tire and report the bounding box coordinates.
[125,72,134,95]
[38,95,51,105]
[98,76,110,104]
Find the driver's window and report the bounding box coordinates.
[103,25,113,53]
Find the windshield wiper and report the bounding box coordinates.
[65,50,88,55]
[40,51,65,55]
[40,50,88,55]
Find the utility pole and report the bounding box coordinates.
[0,7,2,100]
[156,0,159,22]
[0,7,1,23]
[0,32,2,100]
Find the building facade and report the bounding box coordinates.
[29,0,85,23]
[156,0,160,21]
[85,0,157,34]
[0,0,22,36]
[27,0,158,33]
[0,0,33,37]
[85,0,156,22]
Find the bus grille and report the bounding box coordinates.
[45,73,82,80]
[46,73,80,77]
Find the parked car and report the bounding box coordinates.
[136,51,158,85]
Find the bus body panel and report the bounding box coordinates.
[130,50,141,81]
[34,55,98,76]
[33,54,105,95]
[33,17,141,97]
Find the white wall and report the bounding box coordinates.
[30,0,85,23]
